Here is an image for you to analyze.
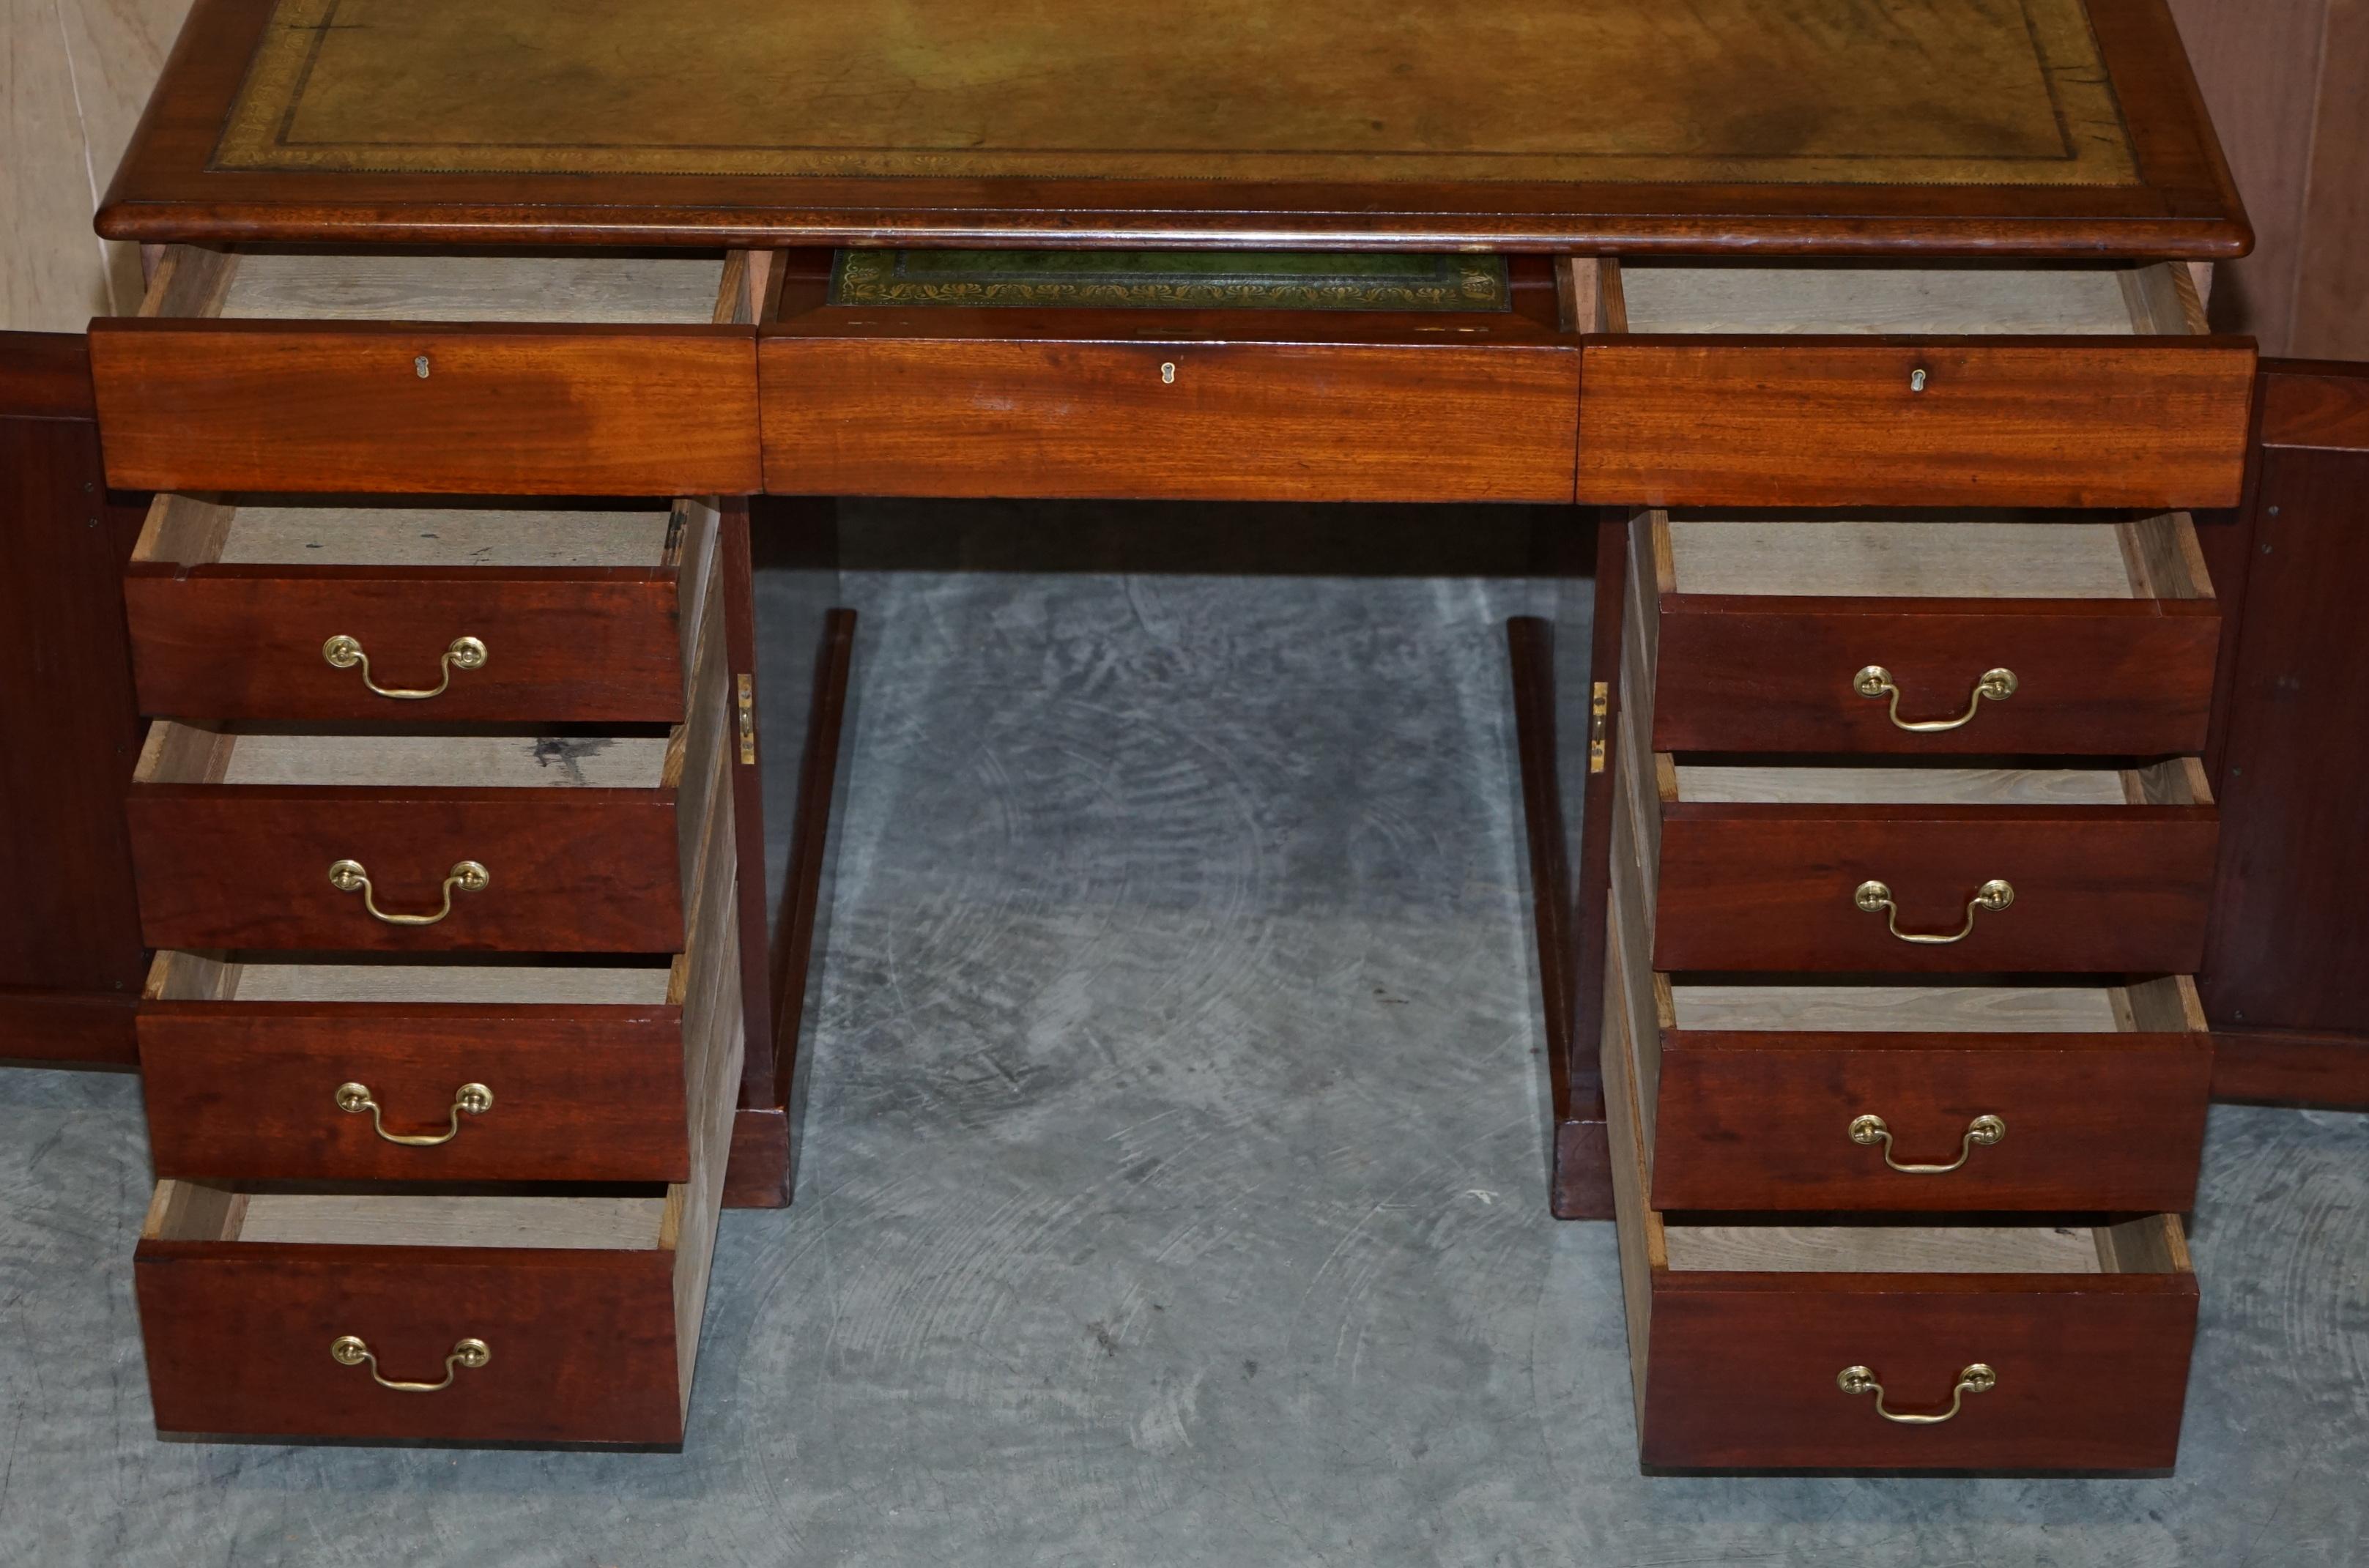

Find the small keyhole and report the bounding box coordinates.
[1160,362,1176,384]
[415,355,431,379]
[1909,367,1928,393]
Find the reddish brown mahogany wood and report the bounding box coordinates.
[1653,806,2219,973]
[123,568,685,722]
[1650,1031,2213,1211]
[2211,1028,2369,1108]
[1642,1272,2197,1472]
[761,335,1580,502]
[88,321,762,495]
[0,332,147,1063]
[139,1005,688,1182]
[727,606,856,1208]
[127,789,682,953]
[96,0,2250,255]
[136,1241,684,1443]
[2199,360,2369,1096]
[1652,597,2221,755]
[1579,338,2256,508]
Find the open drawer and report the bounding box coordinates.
[126,722,707,954]
[1634,973,2212,1213]
[135,1173,729,1446]
[124,495,716,723]
[1645,757,2218,973]
[90,248,765,495]
[138,955,703,1185]
[1575,259,2255,508]
[1640,510,2220,755]
[757,249,1581,502]
[1604,954,2197,1474]
[131,726,743,1443]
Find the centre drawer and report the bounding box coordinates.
[126,723,695,954]
[757,249,1581,502]
[89,248,763,496]
[1576,259,2254,508]
[1643,511,2220,755]
[124,496,716,723]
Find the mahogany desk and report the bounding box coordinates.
[1,0,2363,1465]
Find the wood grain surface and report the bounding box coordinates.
[138,1003,689,1182]
[1579,338,2255,508]
[134,1238,686,1443]
[1650,1030,2214,1211]
[760,336,1580,502]
[88,320,762,494]
[1653,805,2219,973]
[127,787,683,953]
[1652,595,2221,754]
[123,566,686,722]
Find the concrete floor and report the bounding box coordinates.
[4,502,2368,1566]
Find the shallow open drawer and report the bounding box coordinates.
[90,248,765,495]
[125,495,718,724]
[1640,510,2220,755]
[1575,259,2255,508]
[1604,956,2196,1474]
[757,249,1581,502]
[1645,757,2218,973]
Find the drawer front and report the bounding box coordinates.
[89,321,761,495]
[1652,598,2220,755]
[139,1006,688,1183]
[1653,809,2218,973]
[124,569,683,723]
[1651,1033,2212,1211]
[136,1242,682,1443]
[127,789,682,953]
[1642,1277,2196,1471]
[760,338,1580,502]
[1580,338,2255,508]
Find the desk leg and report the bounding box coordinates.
[724,497,853,1206]
[1511,510,1624,1219]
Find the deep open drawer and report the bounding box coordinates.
[1574,259,2255,509]
[757,249,1582,502]
[90,248,764,495]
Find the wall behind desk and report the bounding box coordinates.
[3,0,191,332]
[2171,0,2369,358]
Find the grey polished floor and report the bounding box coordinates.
[4,503,2366,1566]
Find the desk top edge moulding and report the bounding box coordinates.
[98,0,2250,256]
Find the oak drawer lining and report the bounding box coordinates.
[213,253,732,326]
[135,724,678,789]
[1616,261,2195,337]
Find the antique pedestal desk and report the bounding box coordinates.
[3,0,2367,1468]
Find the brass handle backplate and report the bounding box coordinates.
[1838,1362,1995,1424]
[1855,665,2016,733]
[330,1335,489,1394]
[323,633,487,700]
[327,858,489,926]
[1849,1112,2005,1174]
[336,1080,493,1146]
[1855,878,2013,945]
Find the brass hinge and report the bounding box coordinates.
[736,673,757,765]
[1588,681,1609,773]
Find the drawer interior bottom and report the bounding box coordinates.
[149,1182,673,1251]
[1660,1215,2186,1275]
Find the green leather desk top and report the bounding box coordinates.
[97,0,2249,255]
